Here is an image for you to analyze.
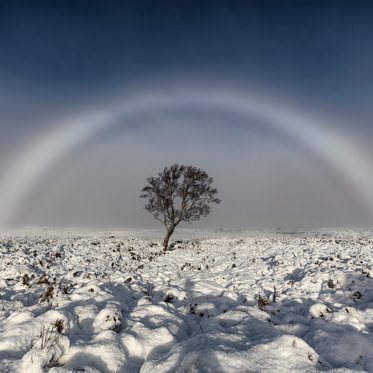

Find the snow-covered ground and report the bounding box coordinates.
[1,228,373,372]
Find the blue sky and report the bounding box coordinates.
[1,1,373,229]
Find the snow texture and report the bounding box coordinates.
[0,228,373,372]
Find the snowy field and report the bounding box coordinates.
[1,228,373,372]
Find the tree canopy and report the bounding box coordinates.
[140,164,220,249]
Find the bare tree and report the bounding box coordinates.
[140,164,221,250]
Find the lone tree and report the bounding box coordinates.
[140,164,221,250]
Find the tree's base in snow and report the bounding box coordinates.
[0,229,372,372]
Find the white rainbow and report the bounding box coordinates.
[1,87,373,226]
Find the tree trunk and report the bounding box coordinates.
[163,227,174,251]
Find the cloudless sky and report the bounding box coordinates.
[1,0,373,230]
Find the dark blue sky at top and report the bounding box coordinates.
[1,0,373,115]
[1,0,373,229]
